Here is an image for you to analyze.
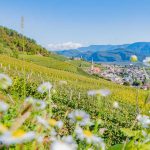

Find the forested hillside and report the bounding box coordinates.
[0,26,49,56]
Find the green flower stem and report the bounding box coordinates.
[94,112,101,133]
[85,143,91,150]
[135,87,140,114]
[73,123,79,138]
[47,89,52,117]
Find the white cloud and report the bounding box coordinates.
[48,42,82,51]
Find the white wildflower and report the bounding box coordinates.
[137,114,150,128]
[0,130,35,145]
[62,136,77,149]
[51,136,77,150]
[25,97,35,104]
[37,135,45,143]
[75,127,105,149]
[113,101,119,109]
[25,97,46,110]
[98,89,111,97]
[0,101,9,112]
[48,119,63,129]
[87,89,111,97]
[50,128,57,137]
[37,116,63,129]
[87,90,98,96]
[37,82,52,94]
[0,74,12,89]
[68,110,91,126]
[51,141,76,150]
[143,57,150,66]
[37,116,49,128]
[34,100,46,110]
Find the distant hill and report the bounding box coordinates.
[56,42,150,62]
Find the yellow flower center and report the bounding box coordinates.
[0,124,8,133]
[76,115,83,121]
[83,130,93,137]
[12,129,25,138]
[49,119,57,126]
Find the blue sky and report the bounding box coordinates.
[0,0,150,50]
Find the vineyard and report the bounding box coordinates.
[18,54,91,76]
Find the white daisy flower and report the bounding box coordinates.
[34,99,46,110]
[51,141,76,150]
[62,136,77,149]
[87,89,111,97]
[98,89,111,97]
[0,73,12,89]
[51,136,77,150]
[37,116,49,128]
[68,110,91,126]
[56,120,63,129]
[25,97,35,104]
[0,129,35,145]
[37,82,52,94]
[137,114,150,128]
[75,127,105,149]
[143,57,150,66]
[48,119,63,129]
[130,55,138,62]
[0,101,9,112]
[37,116,63,129]
[50,128,57,137]
[62,135,75,144]
[37,135,45,143]
[87,90,98,96]
[25,97,46,110]
[113,101,119,109]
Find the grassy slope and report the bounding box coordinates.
[19,54,92,76]
[0,54,148,108]
[68,59,100,68]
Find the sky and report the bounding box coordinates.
[0,0,150,50]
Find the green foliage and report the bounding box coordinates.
[120,128,140,137]
[0,26,50,56]
[132,80,142,86]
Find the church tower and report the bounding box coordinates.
[91,58,94,70]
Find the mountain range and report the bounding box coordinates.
[56,42,150,62]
